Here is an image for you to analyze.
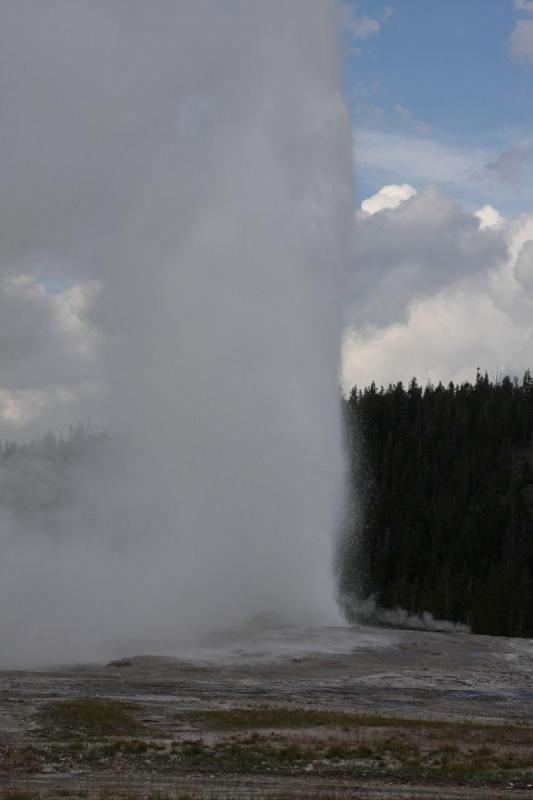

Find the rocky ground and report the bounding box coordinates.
[2,624,533,799]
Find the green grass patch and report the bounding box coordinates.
[44,699,145,737]
[186,706,408,729]
[185,705,533,738]
[8,701,533,787]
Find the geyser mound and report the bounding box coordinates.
[0,1,353,667]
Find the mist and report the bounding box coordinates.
[0,1,354,666]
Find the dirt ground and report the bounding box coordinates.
[2,624,533,799]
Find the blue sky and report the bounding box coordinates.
[338,1,533,391]
[342,0,533,214]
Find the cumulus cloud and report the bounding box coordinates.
[0,276,98,386]
[360,183,417,215]
[342,287,521,391]
[475,204,504,230]
[342,185,533,393]
[348,185,507,327]
[0,270,100,436]
[515,240,533,289]
[355,125,533,213]
[489,213,533,321]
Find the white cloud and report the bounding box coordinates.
[488,212,533,322]
[361,183,417,215]
[342,192,533,392]
[0,271,101,436]
[509,19,533,62]
[0,275,99,388]
[349,186,507,327]
[355,127,533,213]
[475,204,504,229]
[515,240,533,289]
[342,288,523,391]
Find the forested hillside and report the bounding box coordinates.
[4,377,533,639]
[340,371,533,637]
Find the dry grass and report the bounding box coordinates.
[4,702,533,792]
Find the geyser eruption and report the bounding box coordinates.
[0,1,353,666]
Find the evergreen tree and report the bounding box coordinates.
[340,372,533,637]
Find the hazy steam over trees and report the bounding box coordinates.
[3,370,533,640]
[0,423,107,517]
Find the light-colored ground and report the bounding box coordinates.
[2,624,533,798]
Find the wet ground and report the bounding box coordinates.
[2,624,533,798]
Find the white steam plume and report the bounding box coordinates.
[0,1,353,666]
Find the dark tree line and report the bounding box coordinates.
[340,370,533,637]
